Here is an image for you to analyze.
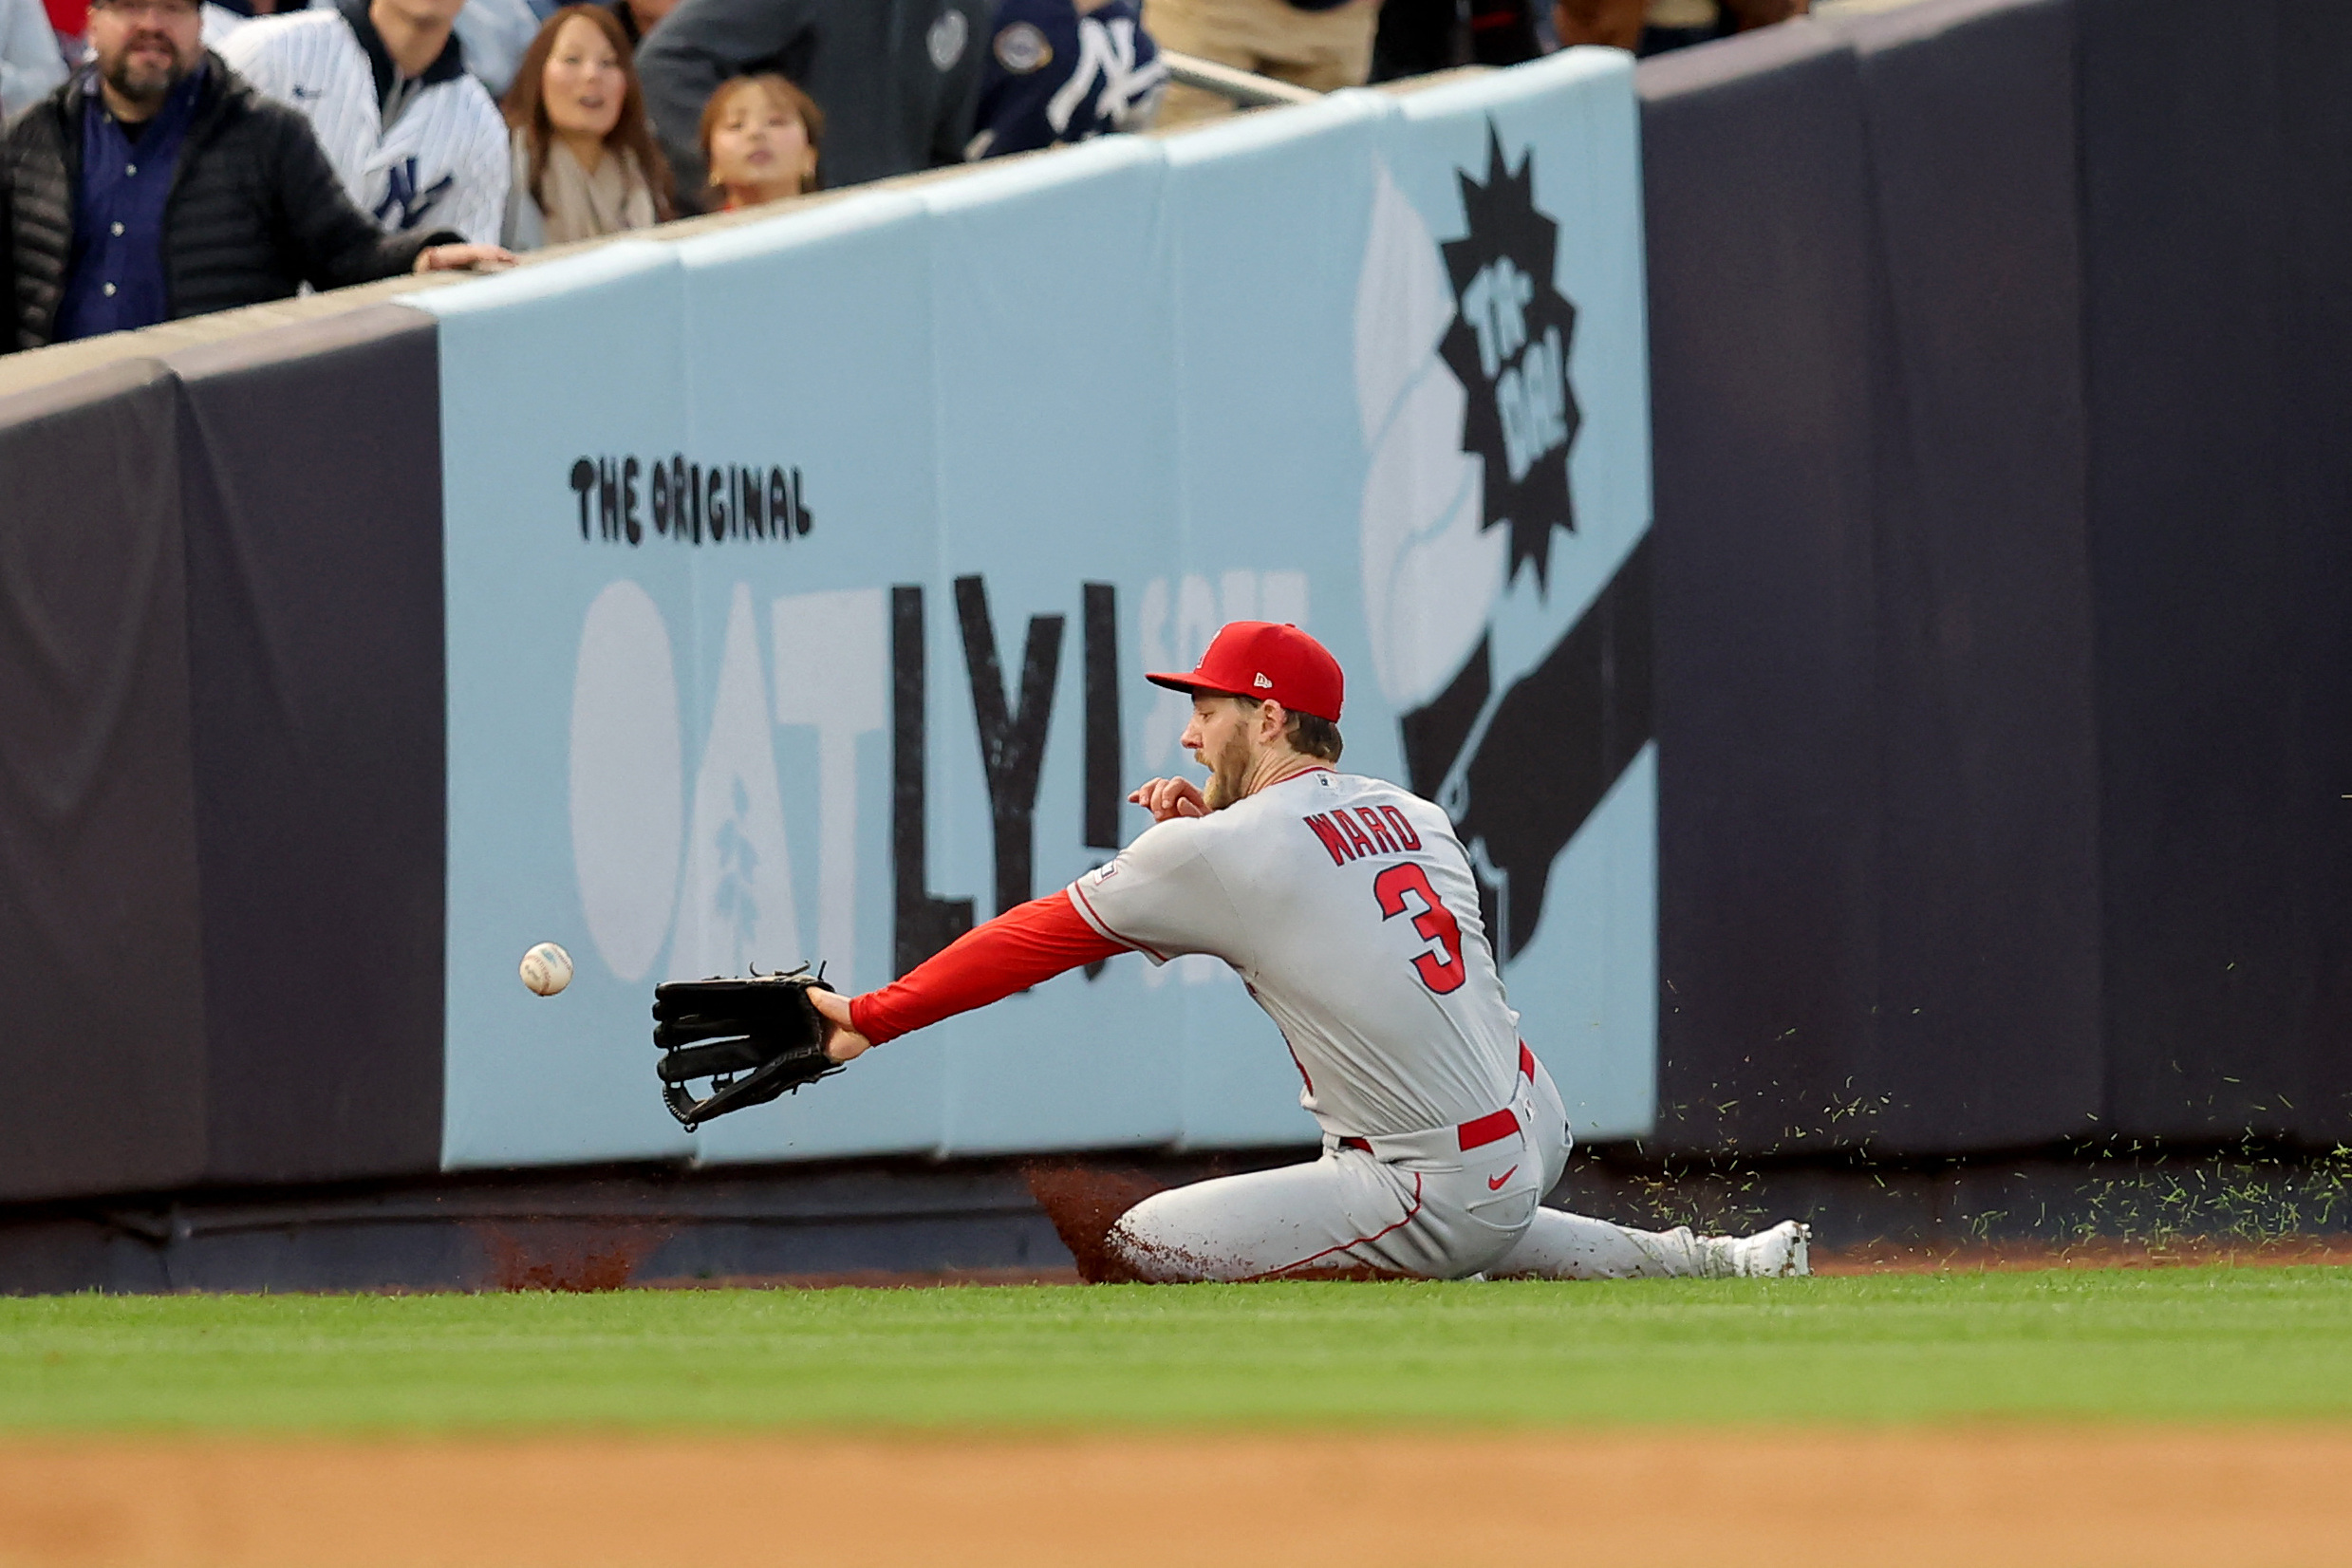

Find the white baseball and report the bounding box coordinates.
[519,942,574,997]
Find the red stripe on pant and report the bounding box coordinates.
[1339,1047,1537,1154]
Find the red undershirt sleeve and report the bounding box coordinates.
[848,890,1128,1045]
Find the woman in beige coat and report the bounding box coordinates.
[501,5,675,250]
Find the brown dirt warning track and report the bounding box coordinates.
[4,1428,2352,1568]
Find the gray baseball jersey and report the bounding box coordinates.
[1068,766,1790,1282]
[1071,767,1522,1142]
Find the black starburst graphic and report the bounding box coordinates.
[1437,123,1580,593]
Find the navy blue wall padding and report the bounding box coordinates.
[2275,3,2352,1144]
[1639,26,1887,1154]
[0,310,447,1204]
[0,363,212,1203]
[1641,0,2352,1156]
[170,306,447,1185]
[2076,0,2352,1143]
[1842,0,2103,1151]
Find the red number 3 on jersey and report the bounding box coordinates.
[1372,863,1466,995]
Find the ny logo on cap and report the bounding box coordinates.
[1254,673,1273,688]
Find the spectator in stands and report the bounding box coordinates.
[1142,0,1377,130]
[964,0,1163,161]
[696,71,813,209]
[1553,0,1803,56]
[600,0,670,50]
[2,0,69,118]
[201,0,535,94]
[635,0,985,204]
[0,0,508,352]
[219,0,508,244]
[500,5,668,247]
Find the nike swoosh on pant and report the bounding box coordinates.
[1488,1167,1517,1191]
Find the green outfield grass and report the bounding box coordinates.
[2,1266,2349,1433]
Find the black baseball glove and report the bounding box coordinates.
[652,966,843,1130]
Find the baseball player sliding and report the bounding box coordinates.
[798,621,1809,1283]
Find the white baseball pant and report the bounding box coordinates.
[1107,1055,1726,1281]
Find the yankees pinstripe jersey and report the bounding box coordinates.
[219,0,505,245]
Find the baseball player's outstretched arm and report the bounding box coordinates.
[812,892,1125,1060]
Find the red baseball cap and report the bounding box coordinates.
[1147,622,1345,722]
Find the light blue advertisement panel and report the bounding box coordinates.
[1372,52,1658,1141]
[414,48,1653,1171]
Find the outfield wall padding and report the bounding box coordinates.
[1,9,2348,1206]
[0,310,446,1203]
[172,307,446,1185]
[2074,0,2352,1146]
[1638,24,1888,1154]
[1640,0,2352,1156]
[0,363,211,1203]
[1847,0,2104,1154]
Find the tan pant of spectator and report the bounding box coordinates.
[1145,0,1382,128]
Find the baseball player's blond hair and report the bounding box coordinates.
[1288,711,1343,763]
[1222,695,1342,763]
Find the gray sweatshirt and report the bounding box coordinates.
[634,0,989,203]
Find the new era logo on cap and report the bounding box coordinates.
[1145,622,1346,721]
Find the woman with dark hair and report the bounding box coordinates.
[501,4,674,250]
[696,73,822,213]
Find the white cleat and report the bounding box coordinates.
[1705,1219,1813,1278]
[1733,1219,1812,1278]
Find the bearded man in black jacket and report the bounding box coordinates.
[0,0,511,353]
